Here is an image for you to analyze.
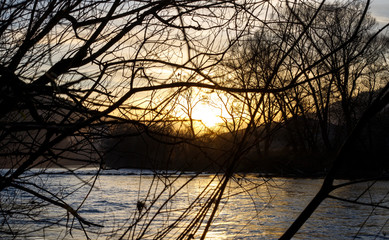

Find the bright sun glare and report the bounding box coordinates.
[191,103,223,128]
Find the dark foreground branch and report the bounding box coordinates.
[8,183,104,228]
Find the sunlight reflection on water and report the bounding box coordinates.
[2,169,389,239]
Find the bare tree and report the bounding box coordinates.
[0,0,264,238]
[220,0,389,239]
[1,0,388,239]
[277,0,389,238]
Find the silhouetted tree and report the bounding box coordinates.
[0,0,267,238]
[222,1,389,238]
[0,0,388,239]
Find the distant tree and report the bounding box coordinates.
[236,0,389,153]
[294,0,389,139]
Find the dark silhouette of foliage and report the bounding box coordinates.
[0,0,388,239]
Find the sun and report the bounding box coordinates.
[191,103,223,128]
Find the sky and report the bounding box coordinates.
[370,0,389,26]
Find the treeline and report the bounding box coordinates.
[103,92,389,177]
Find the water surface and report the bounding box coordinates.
[1,169,389,239]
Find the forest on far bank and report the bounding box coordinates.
[103,89,389,178]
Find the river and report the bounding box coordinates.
[1,168,389,239]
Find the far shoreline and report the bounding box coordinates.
[3,165,388,180]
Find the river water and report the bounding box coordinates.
[2,168,389,239]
